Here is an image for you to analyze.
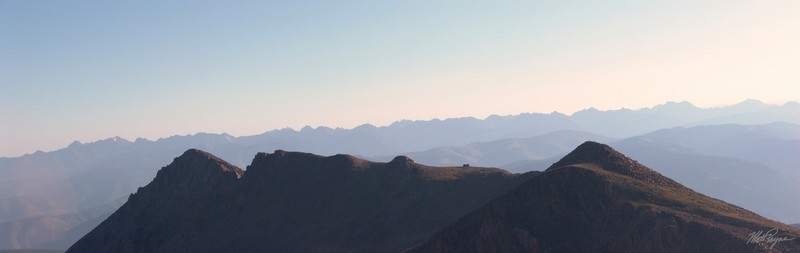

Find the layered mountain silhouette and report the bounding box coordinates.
[614,122,800,181]
[408,142,800,252]
[433,123,800,223]
[67,149,535,252]
[387,130,616,167]
[68,143,799,252]
[3,100,799,250]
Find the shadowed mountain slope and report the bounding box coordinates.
[67,149,535,253]
[3,100,798,251]
[485,124,800,223]
[408,142,800,253]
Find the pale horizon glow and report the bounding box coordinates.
[2,1,799,157]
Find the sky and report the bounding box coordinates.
[1,0,799,157]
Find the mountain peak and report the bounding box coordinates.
[547,141,683,188]
[156,148,244,183]
[736,98,766,105]
[546,141,623,169]
[180,148,213,158]
[723,99,770,112]
[109,136,126,142]
[409,142,800,253]
[647,101,698,113]
[173,149,243,178]
[67,140,83,148]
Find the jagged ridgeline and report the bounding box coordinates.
[68,143,800,253]
[67,149,535,252]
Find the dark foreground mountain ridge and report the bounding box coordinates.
[407,142,800,252]
[67,149,535,252]
[4,100,798,250]
[68,143,800,252]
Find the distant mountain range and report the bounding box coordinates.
[401,123,800,224]
[5,99,798,162]
[384,130,617,167]
[1,99,797,251]
[68,143,800,252]
[614,122,800,180]
[393,124,800,225]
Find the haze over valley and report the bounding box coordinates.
[0,100,798,251]
[2,1,799,252]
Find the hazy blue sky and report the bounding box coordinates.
[1,0,799,157]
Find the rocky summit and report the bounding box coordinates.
[407,141,800,253]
